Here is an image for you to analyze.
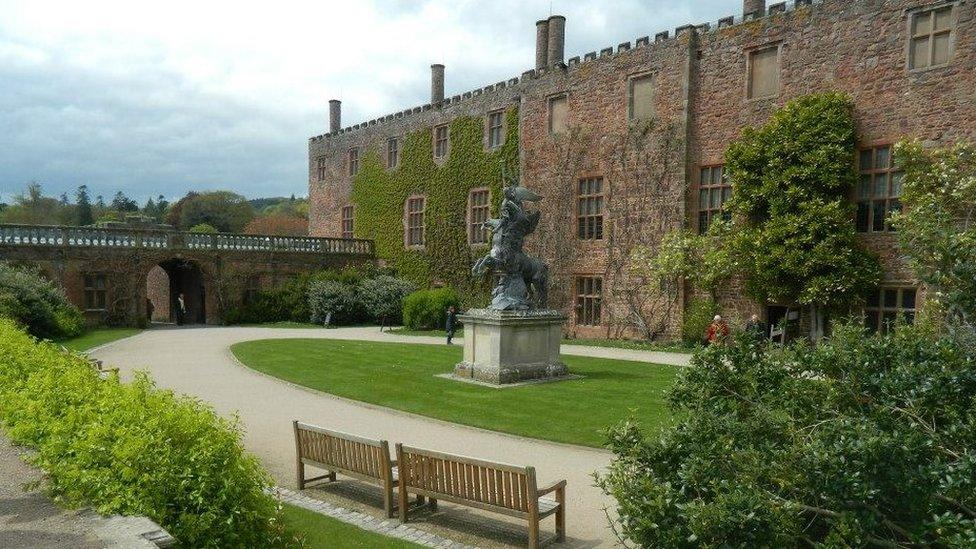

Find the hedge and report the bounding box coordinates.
[0,263,84,340]
[402,288,461,330]
[0,319,285,547]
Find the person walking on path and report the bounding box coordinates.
[745,313,767,342]
[706,314,730,345]
[176,293,187,325]
[445,306,458,345]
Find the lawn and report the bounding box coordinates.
[57,328,142,351]
[231,338,679,447]
[282,503,420,548]
[388,327,695,354]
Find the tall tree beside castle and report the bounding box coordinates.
[75,185,93,226]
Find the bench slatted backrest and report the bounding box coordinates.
[398,445,533,515]
[295,422,387,480]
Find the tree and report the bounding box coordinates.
[892,140,976,330]
[188,223,218,234]
[111,191,139,212]
[175,191,254,233]
[599,325,976,547]
[75,185,93,226]
[242,214,307,236]
[2,182,66,225]
[724,92,881,339]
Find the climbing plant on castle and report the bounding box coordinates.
[349,107,519,304]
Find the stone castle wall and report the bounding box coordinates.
[308,0,976,340]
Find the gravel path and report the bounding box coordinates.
[91,326,689,547]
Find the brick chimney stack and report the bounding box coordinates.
[546,15,566,66]
[431,64,445,104]
[329,99,341,133]
[743,0,766,17]
[535,19,549,69]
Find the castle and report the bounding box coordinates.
[308,0,975,340]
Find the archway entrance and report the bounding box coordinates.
[146,259,206,324]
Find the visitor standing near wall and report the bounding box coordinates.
[445,306,458,345]
[744,314,767,342]
[176,293,186,325]
[706,315,730,345]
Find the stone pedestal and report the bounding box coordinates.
[454,309,568,385]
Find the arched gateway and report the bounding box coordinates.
[0,224,374,327]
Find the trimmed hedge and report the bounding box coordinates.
[402,288,461,330]
[0,263,84,340]
[0,320,285,547]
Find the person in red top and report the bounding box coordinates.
[706,315,731,345]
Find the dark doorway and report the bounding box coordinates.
[156,259,206,324]
[767,305,799,344]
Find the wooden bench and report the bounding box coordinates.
[395,444,566,548]
[292,421,398,518]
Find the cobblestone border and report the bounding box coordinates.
[277,488,480,549]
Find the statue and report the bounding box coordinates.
[472,168,549,310]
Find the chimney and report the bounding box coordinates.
[546,15,566,66]
[743,0,766,17]
[430,64,445,104]
[535,19,549,69]
[329,99,341,133]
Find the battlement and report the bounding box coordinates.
[309,0,825,143]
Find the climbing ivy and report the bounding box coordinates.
[350,107,519,304]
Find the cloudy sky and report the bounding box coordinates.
[0,0,739,204]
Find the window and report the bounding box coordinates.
[865,287,917,334]
[487,111,504,149]
[628,74,654,120]
[341,205,354,239]
[468,188,490,245]
[748,46,780,99]
[316,157,327,181]
[387,138,399,169]
[348,148,359,176]
[575,276,603,326]
[856,145,903,233]
[84,274,107,311]
[434,125,449,159]
[244,275,261,305]
[910,5,955,70]
[405,196,425,247]
[577,177,604,240]
[549,95,568,135]
[698,165,731,234]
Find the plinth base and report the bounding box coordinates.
[453,309,568,385]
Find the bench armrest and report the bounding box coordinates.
[537,479,566,497]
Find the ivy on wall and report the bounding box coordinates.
[350,107,519,304]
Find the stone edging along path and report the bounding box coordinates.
[90,326,692,548]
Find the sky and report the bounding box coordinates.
[0,0,740,204]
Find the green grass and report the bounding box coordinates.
[282,503,421,548]
[388,327,462,338]
[57,328,142,351]
[389,327,695,354]
[232,338,679,447]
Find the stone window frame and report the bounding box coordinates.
[856,143,904,234]
[864,286,918,334]
[433,124,450,161]
[574,275,604,327]
[745,42,782,101]
[244,274,261,305]
[467,187,491,246]
[348,147,360,176]
[697,164,731,235]
[486,110,505,150]
[83,273,107,311]
[627,71,656,121]
[403,194,426,249]
[315,156,327,182]
[577,176,604,241]
[387,137,399,169]
[341,204,355,239]
[905,2,959,72]
[547,93,569,136]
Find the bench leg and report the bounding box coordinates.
[384,481,396,519]
[416,495,425,504]
[398,485,409,523]
[555,487,566,542]
[528,518,540,549]
[296,461,305,490]
[429,498,437,511]
[328,471,337,482]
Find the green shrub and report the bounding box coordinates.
[188,223,218,234]
[307,280,362,325]
[0,263,84,339]
[681,297,717,344]
[225,267,367,325]
[358,275,417,324]
[0,319,285,547]
[599,324,976,547]
[402,288,461,330]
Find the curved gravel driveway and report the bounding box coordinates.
[91,326,689,548]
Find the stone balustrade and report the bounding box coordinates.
[0,224,374,256]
